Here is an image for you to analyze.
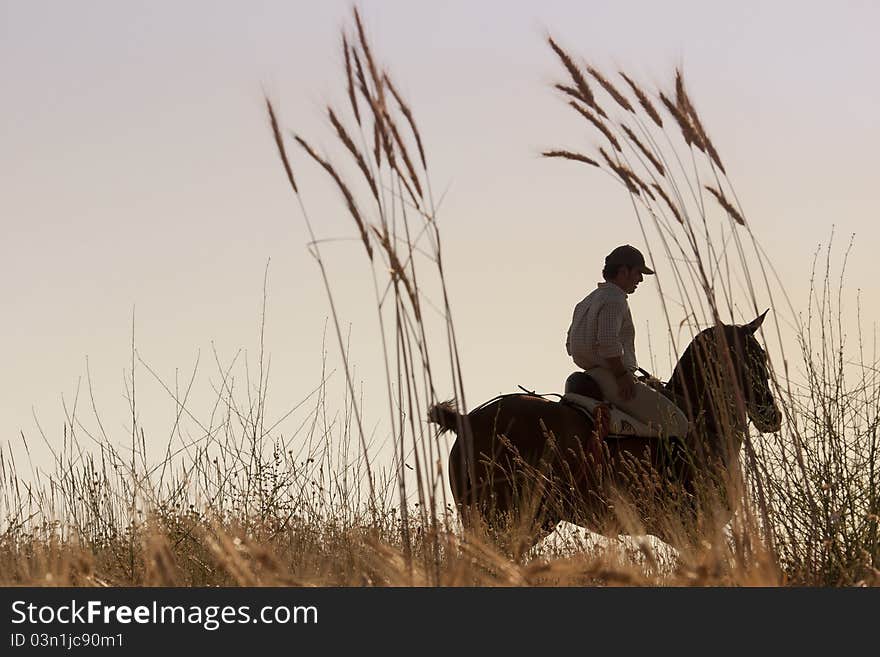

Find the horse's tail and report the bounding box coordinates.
[427,399,464,434]
[430,400,474,511]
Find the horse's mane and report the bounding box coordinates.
[669,323,752,387]
[666,322,766,440]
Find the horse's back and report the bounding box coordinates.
[454,394,601,476]
[470,393,590,439]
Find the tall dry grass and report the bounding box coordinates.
[1,9,877,586]
[750,237,880,585]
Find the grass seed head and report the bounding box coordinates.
[621,124,665,177]
[265,98,298,194]
[548,36,607,118]
[705,185,746,225]
[570,101,621,152]
[342,34,361,126]
[294,133,375,258]
[619,72,663,127]
[542,149,600,168]
[587,65,634,113]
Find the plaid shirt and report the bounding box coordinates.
[566,282,638,372]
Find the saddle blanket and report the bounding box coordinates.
[562,392,653,437]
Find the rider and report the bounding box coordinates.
[565,244,689,439]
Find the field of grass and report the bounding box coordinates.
[2,8,877,587]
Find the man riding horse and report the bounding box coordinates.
[429,245,781,547]
[565,244,689,440]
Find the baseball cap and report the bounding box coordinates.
[605,244,654,275]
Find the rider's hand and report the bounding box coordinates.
[643,375,662,390]
[616,370,636,401]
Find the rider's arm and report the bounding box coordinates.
[596,301,626,365]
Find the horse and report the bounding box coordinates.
[428,312,781,552]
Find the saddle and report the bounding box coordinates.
[564,371,605,400]
[560,371,649,440]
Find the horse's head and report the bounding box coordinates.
[673,310,782,435]
[729,310,782,433]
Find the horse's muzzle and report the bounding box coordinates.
[751,404,782,433]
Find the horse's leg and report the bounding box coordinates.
[448,438,469,509]
[452,398,596,560]
[449,435,518,547]
[449,435,504,542]
[460,469,556,561]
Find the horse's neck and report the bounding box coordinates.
[666,345,747,455]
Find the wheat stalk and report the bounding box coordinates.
[328,107,379,203]
[570,101,621,152]
[599,146,639,195]
[587,65,634,113]
[554,83,587,105]
[705,184,746,225]
[342,35,361,126]
[293,134,374,257]
[621,124,665,177]
[384,106,423,199]
[659,91,702,150]
[619,72,663,127]
[265,99,298,195]
[353,8,386,110]
[384,73,427,170]
[675,69,726,173]
[631,170,656,200]
[548,37,607,118]
[372,115,383,168]
[542,150,600,167]
[369,226,420,321]
[651,183,684,225]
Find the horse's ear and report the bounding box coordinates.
[743,309,769,334]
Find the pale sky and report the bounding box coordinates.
[3,1,879,481]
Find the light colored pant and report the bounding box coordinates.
[586,367,690,439]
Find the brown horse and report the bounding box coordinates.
[429,312,781,548]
